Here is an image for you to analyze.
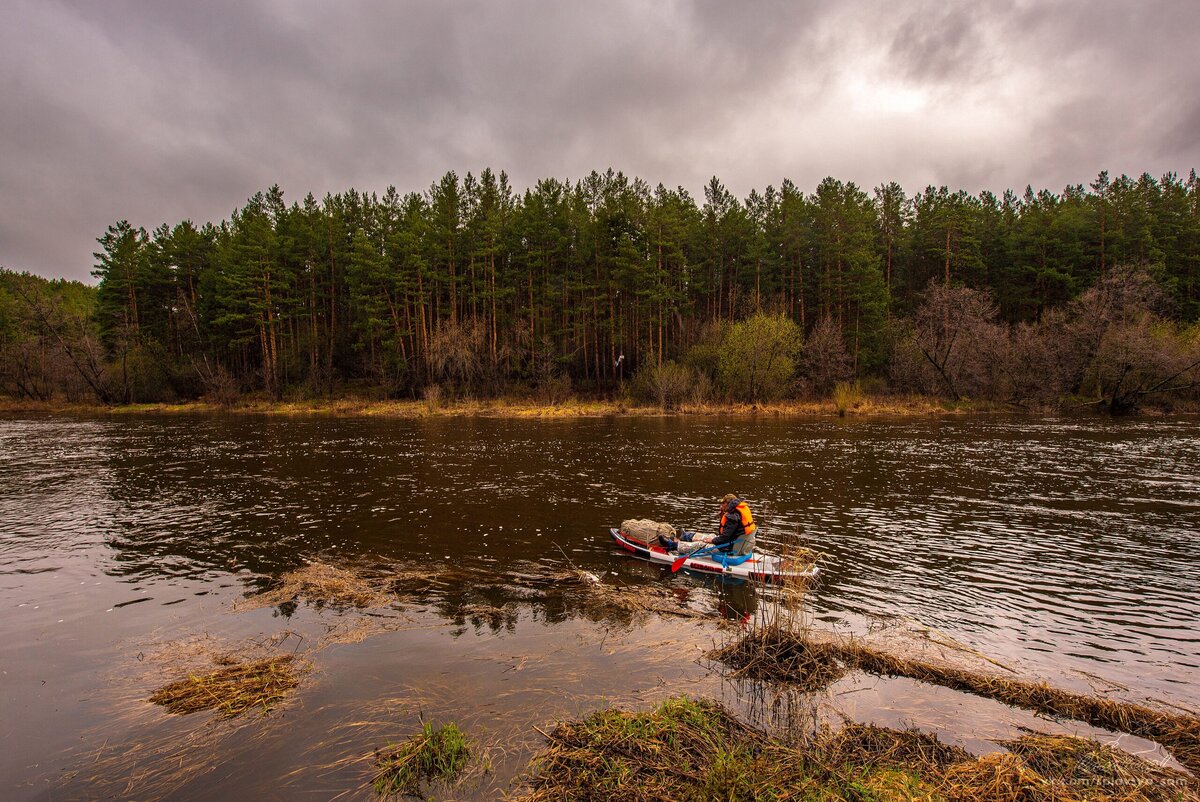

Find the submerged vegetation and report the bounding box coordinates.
[235,558,720,625]
[234,561,398,611]
[3,169,1200,413]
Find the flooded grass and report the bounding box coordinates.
[711,623,1200,775]
[149,654,305,718]
[514,696,1198,802]
[846,646,1200,776]
[234,561,398,611]
[372,721,472,797]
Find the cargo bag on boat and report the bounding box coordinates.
[620,519,676,548]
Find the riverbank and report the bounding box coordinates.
[0,393,1027,419]
[515,695,1198,802]
[68,556,1200,801]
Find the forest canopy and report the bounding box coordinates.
[2,168,1198,413]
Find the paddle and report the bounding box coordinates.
[671,543,720,572]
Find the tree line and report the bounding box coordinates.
[1,168,1198,412]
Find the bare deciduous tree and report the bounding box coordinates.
[798,315,852,396]
[6,273,115,404]
[906,282,1005,401]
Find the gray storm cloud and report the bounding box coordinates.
[3,0,1198,281]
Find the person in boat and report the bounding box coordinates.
[669,493,756,556]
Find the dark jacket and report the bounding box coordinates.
[712,498,756,554]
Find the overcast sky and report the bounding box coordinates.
[3,0,1198,282]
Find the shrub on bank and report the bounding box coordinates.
[716,313,802,403]
[632,360,702,409]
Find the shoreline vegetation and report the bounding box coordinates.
[516,696,1199,802]
[3,169,1200,417]
[0,392,1003,419]
[71,557,1200,800]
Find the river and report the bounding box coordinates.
[2,412,1198,799]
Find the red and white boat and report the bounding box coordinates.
[609,528,820,584]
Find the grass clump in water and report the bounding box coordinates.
[713,625,847,690]
[373,721,471,797]
[148,655,303,718]
[235,561,396,611]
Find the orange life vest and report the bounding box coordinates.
[720,501,756,537]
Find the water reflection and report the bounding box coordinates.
[2,410,1200,797]
[4,413,1198,691]
[3,412,1200,798]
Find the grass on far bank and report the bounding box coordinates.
[0,391,986,420]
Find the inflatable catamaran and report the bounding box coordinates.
[610,522,820,584]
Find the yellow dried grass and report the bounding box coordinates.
[149,655,305,718]
[711,626,1200,776]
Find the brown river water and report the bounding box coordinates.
[1,413,1198,799]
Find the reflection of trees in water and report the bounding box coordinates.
[242,557,765,637]
[94,414,778,632]
[95,416,426,580]
[431,562,765,632]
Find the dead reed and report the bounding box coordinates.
[819,721,971,770]
[149,655,305,718]
[1000,733,1195,801]
[235,561,397,611]
[714,625,847,690]
[711,624,1200,776]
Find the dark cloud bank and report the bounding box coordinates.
[3,0,1198,281]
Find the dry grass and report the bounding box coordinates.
[1001,733,1195,801]
[0,392,995,419]
[513,696,1198,802]
[714,627,848,690]
[833,380,866,416]
[149,655,306,718]
[710,624,1200,777]
[234,561,398,611]
[819,721,972,770]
